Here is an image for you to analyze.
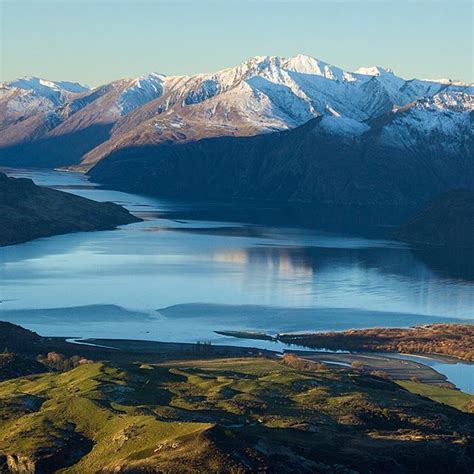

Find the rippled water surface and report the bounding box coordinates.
[1,168,473,391]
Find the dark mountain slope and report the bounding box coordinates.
[394,190,474,248]
[0,321,41,351]
[89,114,474,209]
[0,123,113,168]
[0,172,141,246]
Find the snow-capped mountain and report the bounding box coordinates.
[6,76,88,96]
[89,87,474,208]
[0,77,89,148]
[0,54,472,171]
[0,72,167,164]
[81,55,472,169]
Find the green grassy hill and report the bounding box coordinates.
[0,357,473,473]
[397,381,473,412]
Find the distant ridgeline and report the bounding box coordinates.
[0,172,140,246]
[0,55,472,211]
[88,115,473,210]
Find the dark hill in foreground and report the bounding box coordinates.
[0,321,41,350]
[394,190,474,248]
[0,172,141,246]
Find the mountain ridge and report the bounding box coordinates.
[1,54,471,170]
[88,98,473,208]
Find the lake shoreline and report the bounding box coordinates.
[62,334,468,392]
[1,168,472,394]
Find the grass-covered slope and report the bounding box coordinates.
[397,381,474,413]
[0,172,141,246]
[0,358,473,473]
[0,353,46,382]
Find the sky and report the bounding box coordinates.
[1,0,472,86]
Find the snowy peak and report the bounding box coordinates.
[213,54,349,86]
[117,72,166,115]
[6,76,89,96]
[220,54,397,84]
[282,55,349,81]
[1,54,472,171]
[127,72,166,89]
[2,76,89,112]
[354,66,395,77]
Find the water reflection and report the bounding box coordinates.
[1,168,473,321]
[1,168,472,394]
[211,244,474,318]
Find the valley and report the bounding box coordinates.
[0,57,473,474]
[2,2,473,472]
[0,168,473,397]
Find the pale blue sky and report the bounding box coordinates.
[1,0,472,86]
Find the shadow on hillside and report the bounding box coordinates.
[0,123,113,168]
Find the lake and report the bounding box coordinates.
[0,168,473,392]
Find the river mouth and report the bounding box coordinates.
[0,167,473,392]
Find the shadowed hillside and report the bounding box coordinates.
[89,114,474,210]
[394,190,474,249]
[0,172,141,246]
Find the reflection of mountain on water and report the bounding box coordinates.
[160,198,473,283]
[212,244,474,316]
[213,247,313,277]
[161,201,413,238]
[216,242,474,283]
[213,244,432,281]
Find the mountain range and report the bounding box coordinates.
[1,54,472,207]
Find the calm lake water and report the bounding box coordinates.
[0,168,473,392]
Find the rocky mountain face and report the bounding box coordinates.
[0,172,141,246]
[1,55,472,172]
[394,190,474,248]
